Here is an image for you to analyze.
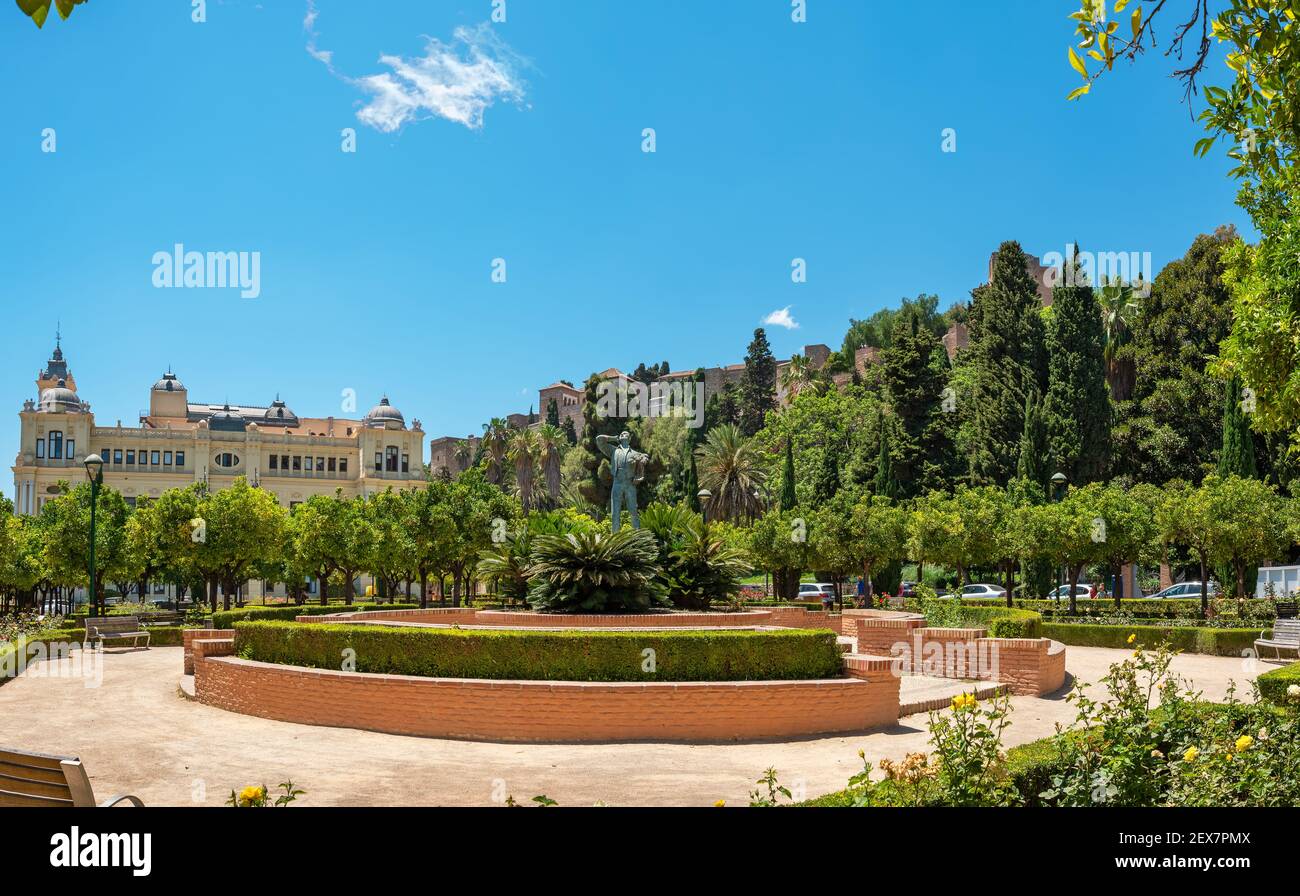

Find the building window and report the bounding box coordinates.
[66,440,75,459]
[401,453,410,473]
[339,458,348,474]
[176,451,185,468]
[316,457,324,472]
[292,456,301,471]
[126,450,135,464]
[281,455,289,471]
[270,454,279,470]
[113,449,123,465]
[151,450,161,465]
[35,439,44,459]
[138,451,147,466]
[49,431,63,460]
[214,452,238,468]
[386,446,399,472]
[374,452,382,472]
[163,451,173,465]
[304,457,313,472]
[327,457,336,473]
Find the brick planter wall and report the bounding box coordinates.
[764,607,843,633]
[191,654,899,742]
[182,628,226,674]
[473,610,774,628]
[299,608,481,626]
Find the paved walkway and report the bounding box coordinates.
[0,646,1268,807]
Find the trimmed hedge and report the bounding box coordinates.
[212,602,418,630]
[954,606,1042,639]
[1257,661,1300,704]
[965,597,1271,622]
[1042,622,1261,656]
[233,620,844,682]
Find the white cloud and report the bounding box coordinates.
[304,5,526,133]
[762,306,800,330]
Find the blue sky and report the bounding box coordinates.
[0,0,1247,465]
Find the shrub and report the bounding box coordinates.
[526,529,668,612]
[233,620,844,682]
[212,602,416,630]
[1257,661,1300,704]
[955,606,1042,639]
[1042,622,1259,656]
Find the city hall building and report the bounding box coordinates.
[10,340,427,601]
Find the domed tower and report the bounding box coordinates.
[35,332,77,394]
[149,369,188,419]
[37,377,84,415]
[362,396,406,431]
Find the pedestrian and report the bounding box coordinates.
[855,575,867,609]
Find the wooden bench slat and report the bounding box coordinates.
[0,772,72,800]
[0,760,69,784]
[0,789,73,807]
[0,748,69,770]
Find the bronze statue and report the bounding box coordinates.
[596,430,649,532]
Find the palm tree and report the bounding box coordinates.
[781,353,813,398]
[1097,277,1140,400]
[481,418,509,485]
[453,439,473,473]
[695,423,766,522]
[507,427,539,510]
[536,423,564,508]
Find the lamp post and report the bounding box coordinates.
[1050,471,1068,601]
[84,453,104,618]
[697,489,712,525]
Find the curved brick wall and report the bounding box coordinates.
[473,609,775,628]
[191,641,900,742]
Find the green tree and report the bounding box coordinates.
[1219,377,1259,482]
[193,478,287,611]
[17,0,87,29]
[965,241,1048,486]
[880,309,955,496]
[1201,474,1288,601]
[747,508,814,602]
[738,328,777,436]
[1016,386,1050,492]
[695,424,765,523]
[1043,248,1111,483]
[779,438,797,510]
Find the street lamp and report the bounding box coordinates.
[84,453,104,618]
[697,489,712,525]
[1050,471,1068,600]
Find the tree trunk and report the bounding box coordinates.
[1068,565,1080,617]
[1199,556,1209,618]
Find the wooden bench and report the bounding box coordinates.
[0,747,144,807]
[1256,619,1300,661]
[84,616,150,651]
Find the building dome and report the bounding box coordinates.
[209,403,247,432]
[152,371,185,392]
[363,396,405,428]
[263,397,297,423]
[38,378,83,414]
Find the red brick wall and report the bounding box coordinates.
[474,610,774,628]
[299,608,481,625]
[764,607,843,633]
[182,628,226,674]
[192,655,899,742]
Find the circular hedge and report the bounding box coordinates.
[232,620,844,682]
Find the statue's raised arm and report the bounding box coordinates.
[595,433,617,459]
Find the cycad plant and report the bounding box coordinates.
[526,528,667,612]
[663,521,751,610]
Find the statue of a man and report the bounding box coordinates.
[596,430,648,532]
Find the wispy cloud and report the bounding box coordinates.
[304,4,527,133]
[762,306,800,330]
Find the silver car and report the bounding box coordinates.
[958,583,1006,600]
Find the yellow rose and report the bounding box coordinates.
[1235,735,1253,752]
[1225,753,1234,762]
[713,799,725,808]
[1183,746,1199,763]
[1127,634,1136,645]
[239,785,265,805]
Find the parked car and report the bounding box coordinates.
[957,583,1006,600]
[899,581,917,598]
[797,583,839,606]
[1046,583,1097,600]
[1149,581,1220,599]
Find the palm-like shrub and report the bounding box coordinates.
[477,512,592,605]
[663,522,751,610]
[695,424,766,522]
[526,528,668,612]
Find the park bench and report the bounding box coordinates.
[0,746,144,807]
[83,616,150,651]
[1275,601,1298,620]
[1255,619,1300,661]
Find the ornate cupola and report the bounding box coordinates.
[36,330,76,394]
[149,367,189,418]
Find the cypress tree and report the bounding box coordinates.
[739,328,777,436]
[1218,374,1257,479]
[966,241,1049,486]
[685,452,701,512]
[546,398,560,427]
[881,310,954,497]
[779,439,797,511]
[874,416,899,499]
[1043,247,1111,483]
[812,446,840,505]
[1016,386,1050,492]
